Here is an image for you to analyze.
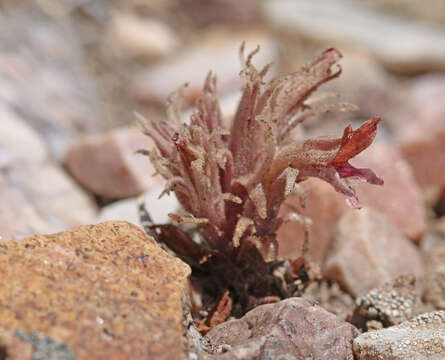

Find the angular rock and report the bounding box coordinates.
[131,31,278,107]
[352,145,427,243]
[421,230,445,310]
[352,275,421,331]
[323,208,424,297]
[277,178,348,262]
[0,221,191,359]
[0,108,97,241]
[392,76,445,191]
[353,311,445,360]
[65,127,164,199]
[107,14,178,59]
[206,297,358,360]
[264,0,445,74]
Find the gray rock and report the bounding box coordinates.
[353,311,445,359]
[206,297,358,360]
[264,0,445,74]
[323,208,424,297]
[352,275,421,331]
[0,108,97,241]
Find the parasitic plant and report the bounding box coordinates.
[138,44,383,323]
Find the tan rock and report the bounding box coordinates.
[65,127,164,199]
[107,14,178,59]
[277,178,348,262]
[0,109,97,241]
[352,145,427,243]
[323,208,424,297]
[0,221,191,359]
[206,297,358,360]
[353,311,445,360]
[131,30,278,107]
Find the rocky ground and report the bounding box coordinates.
[1,0,445,359]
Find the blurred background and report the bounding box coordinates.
[1,0,445,256]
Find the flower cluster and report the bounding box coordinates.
[139,45,383,261]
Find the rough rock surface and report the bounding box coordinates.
[421,230,445,310]
[0,221,191,359]
[353,145,427,242]
[353,311,445,360]
[0,107,97,241]
[206,297,358,360]
[323,208,424,297]
[65,127,164,199]
[264,0,445,73]
[277,178,348,262]
[352,275,421,331]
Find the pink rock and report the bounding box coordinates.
[131,31,278,107]
[392,76,445,190]
[206,297,358,360]
[352,144,427,243]
[65,127,164,199]
[323,207,424,298]
[277,178,348,262]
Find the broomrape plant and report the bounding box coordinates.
[138,44,383,319]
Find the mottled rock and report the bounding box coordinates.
[353,311,445,360]
[0,108,97,241]
[352,145,427,242]
[107,14,178,59]
[206,297,358,360]
[65,127,164,199]
[323,208,424,297]
[265,0,445,74]
[392,76,445,190]
[0,221,191,359]
[421,230,445,309]
[352,275,421,331]
[277,178,348,262]
[131,31,278,107]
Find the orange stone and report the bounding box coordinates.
[0,222,191,360]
